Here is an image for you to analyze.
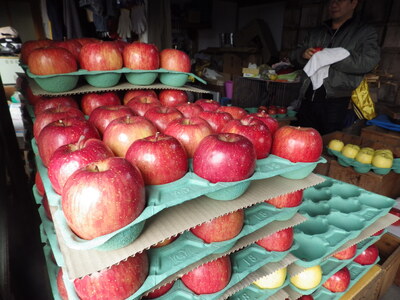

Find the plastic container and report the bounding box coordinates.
[26,69,80,93]
[225,80,233,99]
[42,244,64,300]
[158,69,206,87]
[230,277,290,300]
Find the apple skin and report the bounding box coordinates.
[37,117,100,167]
[290,265,323,290]
[277,106,288,114]
[143,281,175,299]
[256,227,294,252]
[35,171,45,197]
[160,48,191,72]
[80,92,121,116]
[164,117,213,158]
[123,42,160,70]
[341,144,360,159]
[79,41,123,71]
[267,108,277,115]
[176,102,204,118]
[221,118,272,159]
[103,115,157,157]
[48,138,114,195]
[52,39,82,60]
[217,106,248,120]
[322,267,351,293]
[34,96,79,116]
[246,112,279,136]
[28,47,78,75]
[354,244,379,265]
[74,37,101,46]
[181,255,232,295]
[297,295,314,300]
[390,208,400,226]
[266,189,303,208]
[190,209,245,243]
[123,89,158,105]
[332,244,357,260]
[193,133,256,183]
[253,267,287,289]
[159,89,189,107]
[62,157,145,239]
[151,235,179,248]
[328,139,345,152]
[74,251,149,299]
[372,153,394,169]
[33,106,85,139]
[271,126,323,163]
[373,229,384,236]
[20,39,53,64]
[195,99,221,112]
[127,96,161,117]
[144,106,183,132]
[56,269,69,300]
[126,133,188,185]
[198,111,233,133]
[42,193,52,221]
[88,105,135,135]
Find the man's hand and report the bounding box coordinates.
[302,48,318,60]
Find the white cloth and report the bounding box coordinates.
[303,47,350,90]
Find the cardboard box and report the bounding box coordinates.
[242,67,260,78]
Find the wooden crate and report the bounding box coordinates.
[361,126,400,157]
[341,265,383,300]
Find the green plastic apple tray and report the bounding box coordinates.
[327,148,400,175]
[230,277,290,300]
[42,243,64,300]
[291,177,395,268]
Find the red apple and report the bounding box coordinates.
[390,208,400,226]
[144,106,183,132]
[28,47,78,75]
[181,256,231,295]
[322,267,351,293]
[297,296,314,300]
[198,111,233,133]
[354,245,379,265]
[33,106,85,139]
[193,133,256,183]
[313,47,324,53]
[176,102,204,118]
[48,138,114,194]
[195,99,220,112]
[164,117,213,158]
[159,89,188,107]
[35,171,45,196]
[80,92,121,116]
[103,115,157,157]
[217,106,248,120]
[151,235,179,248]
[34,96,79,116]
[277,106,288,114]
[89,105,134,135]
[56,269,69,300]
[246,112,279,136]
[123,89,158,105]
[114,39,129,53]
[266,189,303,208]
[52,39,82,60]
[333,244,357,260]
[258,106,268,113]
[221,118,272,159]
[62,157,145,239]
[74,251,148,299]
[79,41,123,71]
[373,229,384,236]
[160,48,191,72]
[42,193,52,221]
[271,126,323,163]
[125,133,188,185]
[126,96,161,116]
[191,209,244,243]
[37,117,100,167]
[20,39,53,64]
[256,227,294,252]
[267,107,278,115]
[143,281,175,299]
[123,42,159,70]
[74,38,101,46]
[22,81,45,106]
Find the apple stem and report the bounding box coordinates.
[155,131,160,141]
[94,165,100,172]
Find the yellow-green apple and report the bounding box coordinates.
[123,89,158,105]
[217,106,248,120]
[193,133,256,183]
[332,244,357,260]
[271,126,323,162]
[198,111,233,133]
[37,117,100,167]
[253,267,287,289]
[266,189,303,208]
[103,115,157,157]
[127,96,161,116]
[246,111,279,136]
[80,92,121,115]
[355,147,374,164]
[190,209,244,243]
[256,227,294,252]
[159,89,188,107]
[35,171,45,197]
[56,269,68,300]
[221,117,272,159]
[375,149,393,158]
[181,256,231,294]
[48,138,114,194]
[160,48,191,72]
[144,106,183,132]
[125,133,188,185]
[328,139,344,152]
[341,144,360,159]
[322,267,350,292]
[88,105,135,135]
[79,41,123,71]
[52,39,82,60]
[20,39,53,64]
[164,117,213,158]
[62,157,145,239]
[143,281,175,299]
[195,99,221,112]
[123,41,159,70]
[290,265,323,290]
[354,245,379,265]
[176,102,204,118]
[28,47,78,75]
[34,96,79,116]
[372,152,394,168]
[74,251,148,299]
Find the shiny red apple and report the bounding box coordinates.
[256,227,294,251]
[176,102,204,118]
[246,111,279,136]
[89,105,134,135]
[333,244,357,260]
[266,189,303,208]
[322,267,351,293]
[79,41,123,71]
[123,42,159,70]
[74,38,101,46]
[52,39,82,60]
[277,106,288,114]
[35,171,45,196]
[198,111,233,133]
[354,245,379,265]
[20,39,53,64]
[28,47,78,75]
[144,106,183,132]
[80,92,121,116]
[160,48,191,72]
[34,96,79,116]
[123,89,158,105]
[56,269,69,300]
[42,193,52,221]
[217,106,248,120]
[195,99,220,112]
[126,95,161,116]
[159,89,188,107]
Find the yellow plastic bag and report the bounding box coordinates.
[351,78,376,120]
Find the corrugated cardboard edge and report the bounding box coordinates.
[27,77,212,96]
[268,289,291,300]
[284,286,303,300]
[54,174,323,279]
[288,213,399,278]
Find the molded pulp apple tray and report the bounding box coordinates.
[32,138,325,251]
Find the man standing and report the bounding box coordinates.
[291,0,380,135]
